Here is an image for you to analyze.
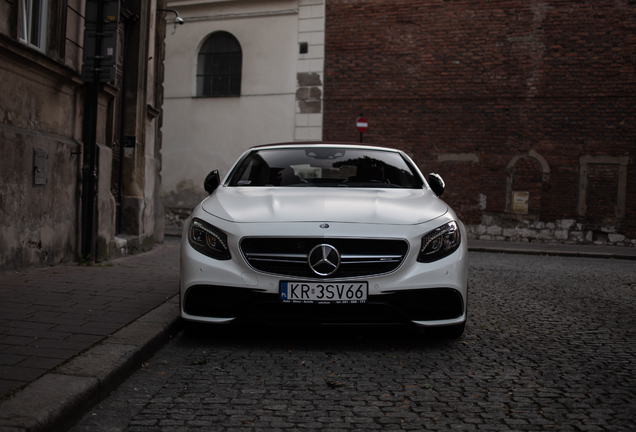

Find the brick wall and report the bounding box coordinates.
[323,0,636,244]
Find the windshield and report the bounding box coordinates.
[227,147,423,188]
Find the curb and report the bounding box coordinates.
[0,296,182,432]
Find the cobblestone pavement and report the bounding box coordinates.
[71,252,636,431]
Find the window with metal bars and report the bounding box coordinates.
[196,32,242,97]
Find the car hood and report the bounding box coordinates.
[201,187,447,225]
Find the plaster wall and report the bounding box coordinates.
[0,57,80,138]
[0,41,83,272]
[65,0,85,72]
[162,0,301,209]
[0,127,80,272]
[0,2,11,35]
[97,143,116,261]
[162,94,296,208]
[144,117,159,238]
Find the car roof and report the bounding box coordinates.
[250,141,402,153]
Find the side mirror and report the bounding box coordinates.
[204,170,221,194]
[428,173,445,197]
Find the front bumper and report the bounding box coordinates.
[180,211,469,328]
[182,285,465,326]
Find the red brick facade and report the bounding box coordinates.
[323,0,636,242]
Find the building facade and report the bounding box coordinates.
[323,0,636,245]
[0,0,168,272]
[161,0,325,222]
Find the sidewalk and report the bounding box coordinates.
[0,238,181,431]
[1,236,635,431]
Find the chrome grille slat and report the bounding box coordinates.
[340,259,401,264]
[341,254,402,261]
[246,253,307,261]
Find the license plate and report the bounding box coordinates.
[280,282,368,304]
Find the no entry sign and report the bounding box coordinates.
[356,117,368,133]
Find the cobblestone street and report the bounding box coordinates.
[71,252,636,431]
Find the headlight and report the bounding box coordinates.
[188,218,231,260]
[417,221,461,263]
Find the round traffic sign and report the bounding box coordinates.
[356,117,368,133]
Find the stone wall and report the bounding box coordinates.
[165,207,191,229]
[468,215,635,247]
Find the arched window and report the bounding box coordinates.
[196,32,242,97]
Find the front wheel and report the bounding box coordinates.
[427,321,466,339]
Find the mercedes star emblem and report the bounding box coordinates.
[308,244,340,276]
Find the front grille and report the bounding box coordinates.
[240,237,409,279]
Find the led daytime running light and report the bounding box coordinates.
[421,223,454,254]
[193,220,228,250]
[418,221,460,263]
[188,218,231,260]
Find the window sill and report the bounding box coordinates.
[0,33,82,86]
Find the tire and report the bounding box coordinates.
[428,321,466,339]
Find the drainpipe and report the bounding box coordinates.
[81,0,105,261]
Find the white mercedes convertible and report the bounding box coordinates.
[180,143,468,338]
